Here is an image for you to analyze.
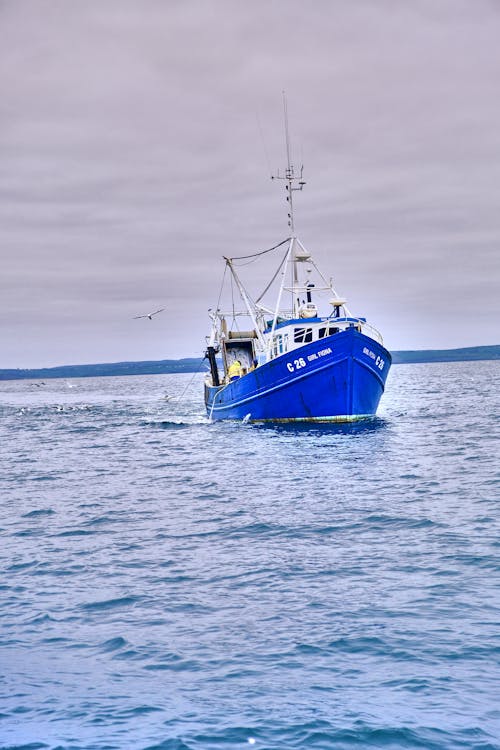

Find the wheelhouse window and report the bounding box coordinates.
[273,335,281,357]
[319,326,340,338]
[294,327,313,344]
[273,333,289,356]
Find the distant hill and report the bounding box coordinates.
[0,358,206,381]
[0,345,498,381]
[391,345,500,364]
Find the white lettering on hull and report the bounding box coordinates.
[286,347,333,372]
[363,346,385,370]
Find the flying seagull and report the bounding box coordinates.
[133,308,165,320]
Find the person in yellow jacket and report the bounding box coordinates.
[228,359,242,381]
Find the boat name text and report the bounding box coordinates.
[286,347,332,372]
[363,347,385,370]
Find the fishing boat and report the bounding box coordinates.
[204,105,391,423]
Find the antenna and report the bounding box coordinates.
[271,91,306,236]
[284,93,292,182]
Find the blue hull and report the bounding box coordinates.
[205,329,391,422]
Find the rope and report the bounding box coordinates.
[208,395,217,422]
[255,242,291,303]
[229,237,290,261]
[230,272,237,328]
[213,263,228,314]
[171,358,207,404]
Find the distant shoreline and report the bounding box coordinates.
[1,345,498,381]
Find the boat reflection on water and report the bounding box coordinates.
[250,416,389,437]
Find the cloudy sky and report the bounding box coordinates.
[1,0,499,368]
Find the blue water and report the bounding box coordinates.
[1,362,499,750]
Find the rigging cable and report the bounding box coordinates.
[230,269,237,329]
[170,356,208,405]
[212,262,228,318]
[255,243,292,303]
[229,237,290,262]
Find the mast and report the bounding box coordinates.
[283,93,296,237]
[271,92,306,316]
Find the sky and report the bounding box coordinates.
[1,0,499,368]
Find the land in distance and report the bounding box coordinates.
[1,345,498,381]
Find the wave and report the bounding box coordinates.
[80,596,141,611]
[142,721,497,750]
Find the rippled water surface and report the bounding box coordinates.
[1,362,499,749]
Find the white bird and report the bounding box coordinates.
[133,308,165,320]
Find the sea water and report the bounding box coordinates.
[1,362,499,750]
